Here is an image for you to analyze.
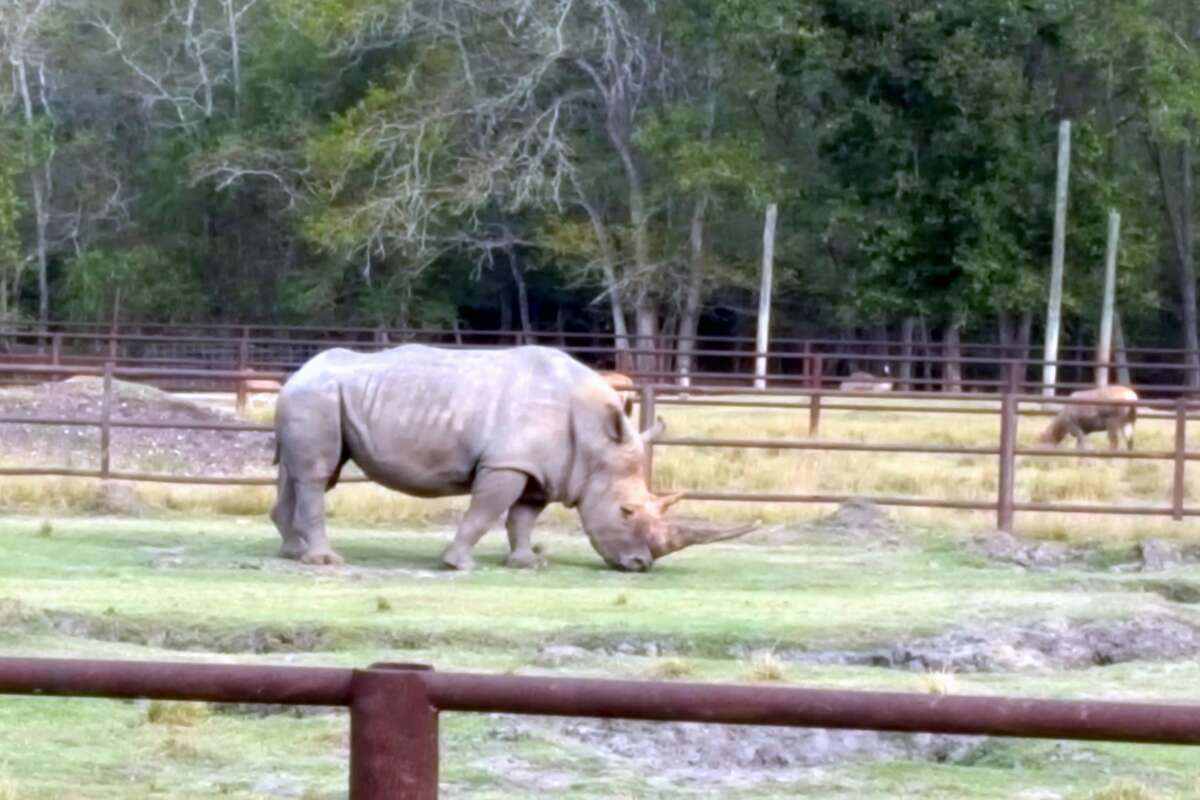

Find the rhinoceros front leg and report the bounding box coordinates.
[441,469,528,571]
[505,502,547,569]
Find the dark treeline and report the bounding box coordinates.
[2,1,1199,371]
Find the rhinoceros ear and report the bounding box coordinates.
[604,406,629,444]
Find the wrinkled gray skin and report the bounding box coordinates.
[270,345,694,571]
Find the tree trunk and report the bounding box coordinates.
[634,302,658,380]
[899,317,916,390]
[943,322,963,393]
[509,251,532,345]
[1153,136,1200,387]
[13,59,51,326]
[570,176,631,370]
[499,290,512,338]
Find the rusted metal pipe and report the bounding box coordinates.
[0,658,353,705]
[997,389,1017,532]
[351,665,438,800]
[1174,397,1187,521]
[423,672,1200,745]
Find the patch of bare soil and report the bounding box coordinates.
[491,716,989,792]
[750,500,903,547]
[782,614,1200,672]
[0,378,273,476]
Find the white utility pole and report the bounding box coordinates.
[1095,209,1121,387]
[1042,119,1072,396]
[754,203,778,390]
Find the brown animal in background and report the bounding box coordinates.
[839,365,893,392]
[1035,385,1138,450]
[600,370,636,416]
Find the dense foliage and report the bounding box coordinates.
[2,0,1199,353]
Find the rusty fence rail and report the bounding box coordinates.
[1,657,1200,798]
[4,323,1200,396]
[0,361,1195,532]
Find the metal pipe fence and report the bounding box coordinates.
[0,360,1192,532]
[3,323,1200,396]
[1,657,1199,798]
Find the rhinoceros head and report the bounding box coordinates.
[576,415,756,571]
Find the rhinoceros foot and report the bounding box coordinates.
[504,548,546,569]
[441,545,476,571]
[298,549,344,566]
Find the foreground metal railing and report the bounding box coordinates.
[1,657,1199,798]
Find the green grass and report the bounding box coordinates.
[2,515,1200,797]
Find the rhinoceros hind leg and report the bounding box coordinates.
[504,501,546,569]
[281,479,344,566]
[442,469,529,571]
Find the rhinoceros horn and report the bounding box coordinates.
[650,519,760,559]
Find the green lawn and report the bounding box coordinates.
[1,514,1199,798]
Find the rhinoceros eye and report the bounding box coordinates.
[620,504,638,519]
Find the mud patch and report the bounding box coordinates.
[1132,579,1200,604]
[493,716,987,790]
[783,614,1200,672]
[234,558,461,582]
[967,531,1072,569]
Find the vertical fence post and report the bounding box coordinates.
[236,329,250,414]
[51,333,61,367]
[997,363,1019,532]
[350,664,438,800]
[1173,398,1187,522]
[107,318,119,365]
[100,362,113,479]
[639,384,657,485]
[808,352,822,437]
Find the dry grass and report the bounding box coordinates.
[1089,780,1162,800]
[649,658,695,680]
[916,667,959,696]
[144,700,210,727]
[0,773,17,800]
[741,651,787,683]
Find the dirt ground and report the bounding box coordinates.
[0,378,274,476]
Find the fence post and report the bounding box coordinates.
[350,664,438,800]
[100,362,113,479]
[996,363,1019,532]
[51,333,62,367]
[639,384,657,485]
[1173,398,1187,522]
[236,330,250,414]
[808,352,823,437]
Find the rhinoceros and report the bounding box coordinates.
[270,345,752,571]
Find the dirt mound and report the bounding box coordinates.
[493,716,987,791]
[811,499,899,539]
[0,379,273,477]
[785,614,1200,672]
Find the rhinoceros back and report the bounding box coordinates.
[277,345,609,499]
